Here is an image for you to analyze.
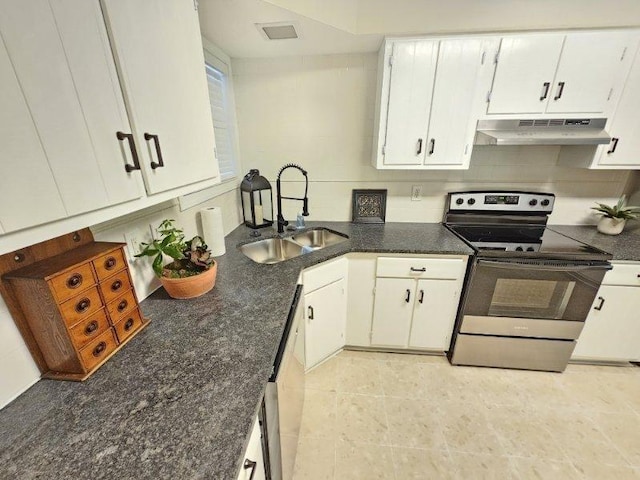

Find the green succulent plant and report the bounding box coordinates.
[591,196,640,220]
[135,219,214,278]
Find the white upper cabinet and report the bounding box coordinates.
[101,0,220,195]
[373,36,498,169]
[488,32,638,116]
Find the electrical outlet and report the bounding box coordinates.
[125,226,154,259]
[411,185,422,201]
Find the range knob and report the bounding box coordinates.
[467,198,476,205]
[526,247,535,252]
[541,199,550,207]
[515,246,524,251]
[529,199,538,206]
[455,198,464,205]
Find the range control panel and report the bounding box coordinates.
[448,191,555,213]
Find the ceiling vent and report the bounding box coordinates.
[256,22,300,40]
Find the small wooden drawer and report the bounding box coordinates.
[59,286,103,327]
[69,309,110,349]
[93,249,126,281]
[602,263,640,287]
[376,257,465,280]
[79,328,117,372]
[114,308,143,343]
[99,270,132,304]
[49,263,96,303]
[106,289,136,324]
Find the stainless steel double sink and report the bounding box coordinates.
[238,228,348,264]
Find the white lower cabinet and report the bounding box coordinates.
[573,263,640,362]
[303,258,347,370]
[237,417,266,480]
[370,257,466,351]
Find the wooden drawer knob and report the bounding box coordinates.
[117,299,128,312]
[75,298,91,314]
[92,341,107,357]
[124,318,135,331]
[104,256,117,270]
[84,320,99,336]
[66,273,83,289]
[111,279,123,292]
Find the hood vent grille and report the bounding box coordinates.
[476,118,610,146]
[518,119,583,128]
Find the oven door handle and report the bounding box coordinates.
[477,260,613,272]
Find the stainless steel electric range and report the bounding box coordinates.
[445,191,612,373]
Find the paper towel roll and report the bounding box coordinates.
[201,207,226,257]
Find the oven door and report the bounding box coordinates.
[463,259,612,323]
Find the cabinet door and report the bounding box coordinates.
[425,38,487,167]
[546,32,635,114]
[304,278,346,369]
[383,40,438,165]
[596,46,640,168]
[237,418,266,480]
[0,2,111,216]
[487,35,564,114]
[573,286,640,361]
[409,279,460,351]
[370,278,415,348]
[101,0,220,194]
[0,32,67,232]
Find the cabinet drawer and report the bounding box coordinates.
[68,309,110,349]
[376,257,465,279]
[79,328,117,371]
[114,308,143,343]
[49,263,96,303]
[602,263,640,286]
[99,270,132,304]
[106,289,136,324]
[303,257,347,294]
[93,248,126,280]
[59,286,103,327]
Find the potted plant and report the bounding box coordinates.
[591,196,640,235]
[136,220,217,299]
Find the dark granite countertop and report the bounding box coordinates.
[549,223,640,261]
[0,221,472,480]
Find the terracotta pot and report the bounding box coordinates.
[159,262,217,299]
[597,217,626,235]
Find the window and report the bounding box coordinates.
[205,62,237,181]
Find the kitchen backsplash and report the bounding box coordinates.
[232,53,633,225]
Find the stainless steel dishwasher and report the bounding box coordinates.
[261,285,305,480]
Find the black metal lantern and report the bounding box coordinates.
[241,169,274,229]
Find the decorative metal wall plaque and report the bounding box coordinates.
[352,189,387,223]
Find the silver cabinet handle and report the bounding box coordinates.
[243,459,257,480]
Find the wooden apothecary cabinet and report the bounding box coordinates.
[3,242,148,381]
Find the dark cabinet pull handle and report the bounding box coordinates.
[111,280,123,292]
[428,138,435,155]
[92,341,107,357]
[419,290,425,304]
[75,298,91,313]
[124,318,135,331]
[66,273,83,289]
[540,82,550,101]
[405,289,411,303]
[117,299,128,312]
[307,306,314,320]
[607,137,619,154]
[416,138,423,155]
[104,257,117,270]
[243,459,257,480]
[410,267,426,272]
[144,133,165,169]
[594,296,605,311]
[84,321,99,335]
[554,81,565,100]
[116,132,141,172]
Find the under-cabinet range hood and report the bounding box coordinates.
[475,118,611,146]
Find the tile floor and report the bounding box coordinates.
[292,350,640,480]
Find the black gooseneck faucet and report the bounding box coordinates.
[276,164,309,233]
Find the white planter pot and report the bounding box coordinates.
[597,217,626,235]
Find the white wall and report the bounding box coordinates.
[0,188,242,409]
[232,53,631,226]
